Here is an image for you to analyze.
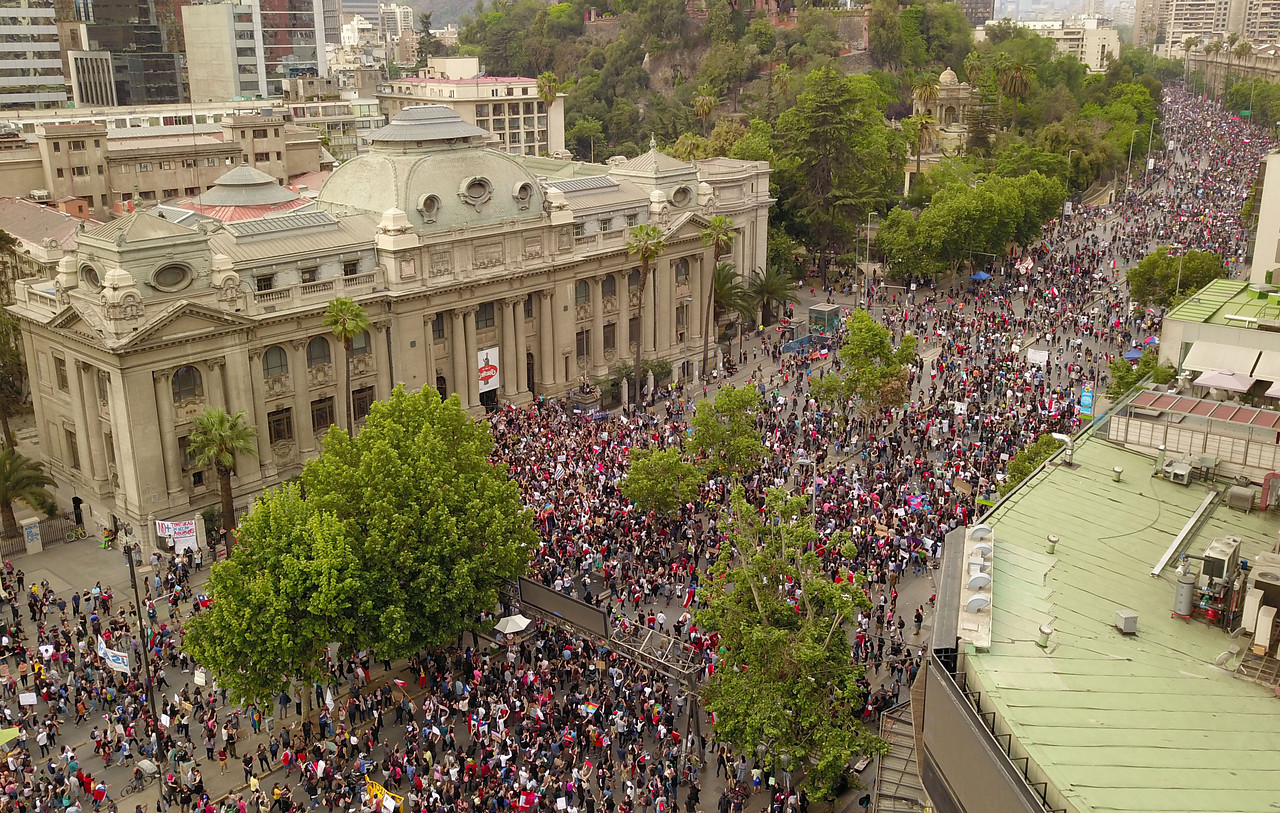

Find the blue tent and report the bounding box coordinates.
[970,271,991,281]
[1123,348,1144,361]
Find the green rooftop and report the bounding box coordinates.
[972,436,1280,813]
[1164,278,1280,325]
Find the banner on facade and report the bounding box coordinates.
[1080,383,1094,417]
[155,520,196,540]
[478,347,500,393]
[96,637,132,673]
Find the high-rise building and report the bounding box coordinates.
[378,3,414,43]
[959,0,996,26]
[1134,0,1169,45]
[57,0,187,107]
[183,0,328,101]
[0,0,67,110]
[1244,0,1280,42]
[1163,0,1247,54]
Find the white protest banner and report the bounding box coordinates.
[1026,348,1050,367]
[96,637,131,673]
[18,693,37,706]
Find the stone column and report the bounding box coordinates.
[76,362,107,486]
[450,310,467,403]
[692,255,706,345]
[423,314,438,394]
[288,340,317,454]
[501,298,518,399]
[65,358,93,481]
[657,261,674,355]
[152,371,183,496]
[512,297,528,398]
[616,271,631,362]
[538,291,557,387]
[205,358,226,408]
[462,306,480,408]
[372,319,394,398]
[590,277,605,375]
[643,269,657,356]
[246,348,276,475]
[224,349,262,483]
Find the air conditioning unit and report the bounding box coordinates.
[29,189,50,202]
[1251,568,1280,609]
[1201,537,1241,586]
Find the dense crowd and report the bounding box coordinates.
[0,88,1265,813]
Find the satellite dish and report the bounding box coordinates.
[965,595,991,613]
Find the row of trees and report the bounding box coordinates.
[877,171,1068,279]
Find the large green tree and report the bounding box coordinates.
[812,310,917,419]
[774,66,906,280]
[1127,246,1226,307]
[188,407,258,546]
[689,385,767,478]
[627,224,665,403]
[0,446,53,539]
[184,484,364,707]
[697,487,881,796]
[302,386,533,657]
[700,215,737,380]
[0,312,26,448]
[620,447,705,516]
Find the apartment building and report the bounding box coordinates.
[0,0,66,110]
[376,58,566,157]
[183,0,328,102]
[1162,0,1248,55]
[1134,0,1169,45]
[0,113,329,219]
[1014,17,1122,72]
[379,3,414,42]
[57,0,187,107]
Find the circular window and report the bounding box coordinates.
[460,177,492,208]
[467,179,490,199]
[419,194,441,222]
[672,186,692,207]
[152,264,191,292]
[514,183,532,203]
[81,265,101,290]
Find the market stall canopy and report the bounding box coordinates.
[1267,381,1280,399]
[494,614,532,635]
[1193,369,1255,392]
[1253,350,1280,381]
[1181,341,1260,375]
[1123,348,1144,361]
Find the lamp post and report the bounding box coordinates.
[1144,118,1156,186]
[123,543,161,722]
[1126,128,1141,192]
[865,211,879,304]
[794,453,817,516]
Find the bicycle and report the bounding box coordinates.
[65,526,87,542]
[120,772,154,797]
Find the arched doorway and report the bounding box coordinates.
[944,105,958,126]
[526,352,536,393]
[436,375,448,400]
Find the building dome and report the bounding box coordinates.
[196,166,299,206]
[939,66,959,86]
[316,105,546,232]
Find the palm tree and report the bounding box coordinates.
[0,446,53,539]
[992,51,1013,112]
[322,296,371,435]
[536,71,561,116]
[912,78,940,115]
[963,52,984,85]
[188,407,258,549]
[1203,39,1223,94]
[669,133,708,161]
[626,224,665,403]
[999,60,1035,130]
[745,267,800,327]
[905,112,940,175]
[1185,35,1203,87]
[699,214,736,381]
[692,84,720,135]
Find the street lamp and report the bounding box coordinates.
[123,544,161,724]
[865,211,879,303]
[794,452,817,516]
[1144,119,1157,186]
[1126,128,1141,192]
[1170,243,1188,299]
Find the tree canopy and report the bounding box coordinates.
[1126,246,1226,307]
[188,387,534,705]
[689,385,767,478]
[697,487,881,796]
[620,447,706,516]
[812,310,917,419]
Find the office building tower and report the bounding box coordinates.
[58,0,187,107]
[0,0,67,110]
[184,0,327,101]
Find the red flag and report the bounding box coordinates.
[393,679,407,689]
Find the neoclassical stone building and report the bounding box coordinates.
[8,106,772,536]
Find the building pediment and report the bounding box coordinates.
[112,301,254,352]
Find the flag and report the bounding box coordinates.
[393,679,407,689]
[583,701,599,715]
[519,793,537,811]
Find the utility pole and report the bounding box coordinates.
[124,543,161,724]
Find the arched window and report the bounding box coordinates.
[675,257,690,283]
[575,280,590,305]
[349,330,371,356]
[628,268,641,290]
[263,346,288,377]
[172,365,203,402]
[307,336,331,368]
[602,276,617,298]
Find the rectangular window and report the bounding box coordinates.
[311,397,335,434]
[476,302,496,329]
[68,140,85,151]
[253,128,268,139]
[205,157,219,166]
[604,322,616,351]
[184,186,200,196]
[97,165,104,175]
[137,162,151,172]
[159,161,173,170]
[476,103,489,117]
[55,168,63,179]
[523,102,534,115]
[162,188,179,199]
[182,159,197,168]
[343,261,359,277]
[97,371,109,402]
[575,330,590,358]
[626,213,639,227]
[675,260,690,284]
[65,429,80,470]
[629,317,640,345]
[432,313,445,340]
[676,304,687,328]
[600,218,613,232]
[268,408,293,444]
[524,295,534,319]
[53,142,60,153]
[256,275,274,292]
[573,222,585,238]
[352,386,375,421]
[254,152,270,162]
[53,356,68,391]
[139,191,156,201]
[71,166,88,176]
[301,267,318,284]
